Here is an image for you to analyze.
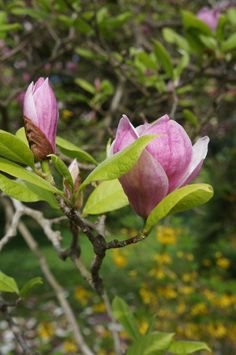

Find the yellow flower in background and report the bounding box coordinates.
[203,289,215,302]
[149,267,165,279]
[140,286,155,304]
[182,272,197,283]
[112,249,127,267]
[139,320,149,335]
[156,226,179,245]
[214,294,233,309]
[62,109,73,121]
[74,286,90,305]
[207,323,227,338]
[179,286,194,295]
[177,302,186,315]
[190,303,208,316]
[63,340,78,353]
[38,322,55,341]
[158,286,177,299]
[93,302,106,313]
[154,253,172,265]
[216,257,230,269]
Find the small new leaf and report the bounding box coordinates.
[0,271,19,294]
[112,296,140,340]
[20,277,43,299]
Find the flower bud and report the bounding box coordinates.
[197,7,221,31]
[111,115,209,218]
[64,159,83,209]
[23,77,58,161]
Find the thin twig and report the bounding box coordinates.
[0,300,33,355]
[18,221,95,355]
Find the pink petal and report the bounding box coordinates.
[23,82,38,125]
[119,150,169,218]
[111,115,138,154]
[33,78,58,150]
[178,136,210,187]
[33,77,45,93]
[138,116,193,192]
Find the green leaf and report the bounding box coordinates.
[181,10,212,36]
[50,154,73,189]
[75,78,95,94]
[174,51,190,80]
[79,135,156,190]
[20,277,43,298]
[145,184,214,233]
[15,127,29,146]
[0,130,34,167]
[127,332,175,355]
[199,35,218,50]
[83,179,128,215]
[183,109,198,127]
[112,296,140,340]
[162,28,190,52]
[0,173,58,208]
[221,33,236,52]
[153,40,173,78]
[0,271,19,294]
[168,340,211,354]
[56,136,97,165]
[0,157,62,195]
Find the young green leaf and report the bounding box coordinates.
[168,340,211,354]
[221,33,236,52]
[20,277,43,298]
[0,157,62,195]
[56,136,97,164]
[15,127,29,146]
[0,271,19,294]
[183,109,198,127]
[181,10,212,35]
[112,296,140,340]
[49,154,73,189]
[79,135,156,190]
[83,179,128,215]
[0,130,34,167]
[145,184,214,233]
[153,40,173,78]
[127,332,175,355]
[75,78,95,94]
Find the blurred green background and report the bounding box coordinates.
[0,0,236,354]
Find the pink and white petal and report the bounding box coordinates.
[178,136,210,187]
[119,150,169,218]
[140,118,192,191]
[33,77,45,93]
[23,82,38,124]
[111,115,139,154]
[33,78,58,149]
[136,114,169,135]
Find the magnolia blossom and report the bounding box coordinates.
[23,77,58,160]
[111,115,209,218]
[197,7,221,31]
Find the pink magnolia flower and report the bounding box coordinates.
[110,115,209,218]
[23,77,58,161]
[197,7,221,31]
